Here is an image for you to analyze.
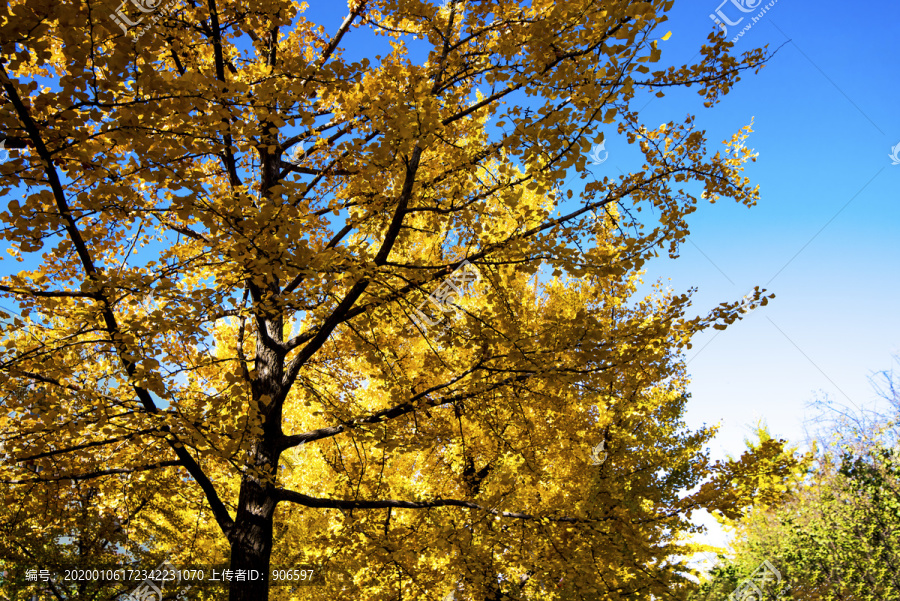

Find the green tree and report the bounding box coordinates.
[705,371,900,601]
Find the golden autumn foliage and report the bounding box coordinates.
[0,0,793,599]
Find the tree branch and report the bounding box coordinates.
[0,285,101,299]
[278,372,530,451]
[15,427,163,462]
[0,460,182,484]
[1,62,235,539]
[280,142,423,391]
[275,488,595,523]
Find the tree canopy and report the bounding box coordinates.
[695,371,900,601]
[0,0,794,599]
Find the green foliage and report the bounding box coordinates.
[708,429,900,600]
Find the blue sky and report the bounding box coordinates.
[630,0,900,555]
[668,7,898,442]
[641,0,900,454]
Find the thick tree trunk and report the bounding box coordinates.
[228,302,284,601]
[226,145,290,600]
[227,469,278,600]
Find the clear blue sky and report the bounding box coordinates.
[637,0,900,455]
[630,0,900,555]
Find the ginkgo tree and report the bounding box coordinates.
[0,0,796,599]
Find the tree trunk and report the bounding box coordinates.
[227,475,278,600]
[228,312,283,601]
[227,243,286,600]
